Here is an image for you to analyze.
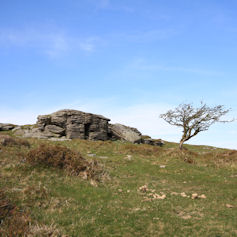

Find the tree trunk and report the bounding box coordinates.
[179,139,185,150]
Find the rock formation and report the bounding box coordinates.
[0,123,16,131]
[15,109,110,141]
[108,123,142,143]
[5,109,163,145]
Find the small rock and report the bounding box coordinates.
[138,185,148,192]
[182,215,192,220]
[192,193,199,199]
[125,155,132,160]
[181,192,188,198]
[127,190,130,193]
[87,153,96,157]
[199,194,207,199]
[160,165,166,168]
[171,192,179,196]
[133,208,141,211]
[90,179,98,187]
[118,189,123,193]
[226,204,234,208]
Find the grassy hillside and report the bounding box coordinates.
[0,132,236,236]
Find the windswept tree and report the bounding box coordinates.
[160,102,233,150]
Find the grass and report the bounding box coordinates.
[0,133,236,236]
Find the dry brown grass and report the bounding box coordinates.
[202,149,237,168]
[0,134,30,147]
[26,144,106,181]
[121,143,162,156]
[28,223,62,237]
[0,189,30,236]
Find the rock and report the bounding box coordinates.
[0,123,16,131]
[142,137,164,147]
[125,155,132,160]
[108,123,142,143]
[191,193,199,199]
[181,192,188,198]
[44,125,65,135]
[199,194,207,199]
[14,109,110,141]
[226,204,234,208]
[10,109,164,144]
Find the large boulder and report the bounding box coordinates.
[0,123,16,131]
[109,123,142,143]
[14,109,111,141]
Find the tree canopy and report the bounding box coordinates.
[160,102,233,149]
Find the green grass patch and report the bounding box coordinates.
[0,134,236,236]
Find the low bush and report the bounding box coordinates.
[26,144,105,180]
[0,135,30,147]
[0,189,30,236]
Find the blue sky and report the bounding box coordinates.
[1,0,237,148]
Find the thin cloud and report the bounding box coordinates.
[130,58,222,76]
[0,28,98,57]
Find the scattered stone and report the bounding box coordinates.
[181,215,192,220]
[191,193,199,199]
[90,179,98,187]
[138,185,149,193]
[125,155,132,160]
[133,208,141,212]
[138,185,166,201]
[181,192,189,198]
[171,192,179,196]
[154,194,166,200]
[199,194,207,199]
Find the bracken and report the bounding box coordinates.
[26,144,105,181]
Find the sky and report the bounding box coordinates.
[0,0,237,149]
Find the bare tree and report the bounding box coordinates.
[160,102,233,150]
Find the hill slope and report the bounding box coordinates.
[0,133,236,236]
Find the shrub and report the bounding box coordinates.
[0,135,30,147]
[26,144,105,180]
[0,189,30,236]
